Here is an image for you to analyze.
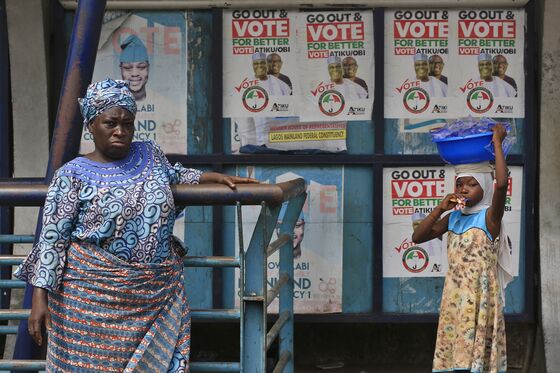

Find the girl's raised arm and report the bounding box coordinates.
[486,123,508,238]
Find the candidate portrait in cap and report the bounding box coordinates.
[410,52,448,97]
[477,53,494,81]
[413,53,430,82]
[327,55,344,84]
[474,52,516,97]
[325,55,368,100]
[250,52,291,96]
[252,52,268,80]
[120,34,150,102]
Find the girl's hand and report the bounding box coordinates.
[491,123,507,145]
[440,193,466,211]
[216,175,259,189]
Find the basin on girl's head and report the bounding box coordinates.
[432,132,494,165]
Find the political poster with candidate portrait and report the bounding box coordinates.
[450,9,525,118]
[81,11,188,154]
[385,9,452,120]
[382,166,522,278]
[383,167,453,277]
[297,10,374,121]
[223,9,297,117]
[234,166,344,313]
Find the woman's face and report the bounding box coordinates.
[88,106,135,162]
[455,176,484,206]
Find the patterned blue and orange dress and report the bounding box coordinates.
[432,208,507,373]
[15,141,201,373]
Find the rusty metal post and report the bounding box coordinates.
[12,0,106,368]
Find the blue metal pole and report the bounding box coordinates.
[278,194,306,373]
[243,202,282,372]
[12,0,106,369]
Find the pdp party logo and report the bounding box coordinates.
[318,90,345,116]
[402,246,429,273]
[467,87,493,114]
[403,87,430,114]
[242,86,269,112]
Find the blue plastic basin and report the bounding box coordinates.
[432,132,494,165]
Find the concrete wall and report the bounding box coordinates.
[5,0,50,358]
[538,0,560,370]
[6,0,49,248]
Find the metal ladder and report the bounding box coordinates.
[0,0,305,369]
[0,180,306,372]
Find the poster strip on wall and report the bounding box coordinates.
[235,166,344,313]
[230,117,347,153]
[223,9,297,118]
[81,11,189,154]
[383,166,521,278]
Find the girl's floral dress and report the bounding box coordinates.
[433,208,507,373]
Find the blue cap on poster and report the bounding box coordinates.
[477,52,492,62]
[252,52,266,61]
[120,35,149,63]
[327,55,341,65]
[413,52,428,62]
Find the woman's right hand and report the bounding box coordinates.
[28,287,50,346]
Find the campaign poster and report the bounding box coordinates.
[230,117,347,153]
[235,166,344,313]
[383,167,452,277]
[385,10,451,119]
[298,10,374,121]
[383,166,522,278]
[451,9,525,117]
[81,11,188,154]
[223,9,297,117]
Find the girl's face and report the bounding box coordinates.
[455,176,484,206]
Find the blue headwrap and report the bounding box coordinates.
[78,78,137,127]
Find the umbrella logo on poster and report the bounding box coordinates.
[403,87,430,114]
[466,86,494,113]
[319,90,345,116]
[242,86,269,112]
[402,245,429,273]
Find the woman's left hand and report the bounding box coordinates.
[217,175,260,189]
[200,172,259,189]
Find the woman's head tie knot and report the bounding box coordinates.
[78,78,137,127]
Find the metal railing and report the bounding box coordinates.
[0,179,306,372]
[0,0,307,370]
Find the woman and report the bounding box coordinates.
[15,78,258,372]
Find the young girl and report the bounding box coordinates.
[412,123,513,373]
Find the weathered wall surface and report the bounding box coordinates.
[538,0,560,371]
